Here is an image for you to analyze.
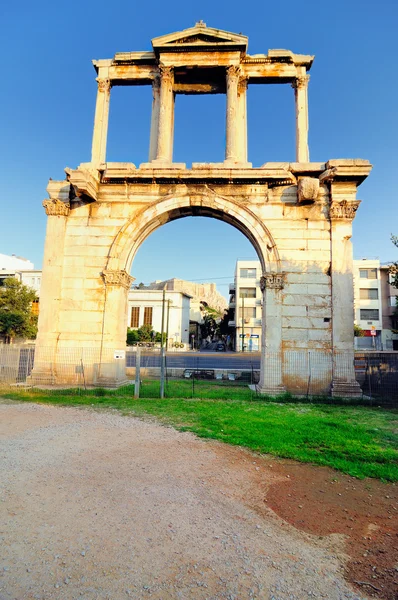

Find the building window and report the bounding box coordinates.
[31,299,39,316]
[360,309,379,320]
[359,269,377,279]
[130,307,139,328]
[242,307,256,320]
[391,297,398,307]
[143,307,153,326]
[240,268,256,278]
[359,288,379,300]
[239,287,256,298]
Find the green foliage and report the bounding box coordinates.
[126,325,164,344]
[389,235,398,291]
[137,324,154,341]
[0,277,38,342]
[200,303,224,339]
[126,328,139,345]
[354,324,365,337]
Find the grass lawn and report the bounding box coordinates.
[2,380,397,481]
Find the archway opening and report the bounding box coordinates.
[127,212,265,353]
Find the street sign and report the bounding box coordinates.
[114,350,126,359]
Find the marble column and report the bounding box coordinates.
[29,199,70,384]
[154,66,175,163]
[225,65,240,163]
[292,74,310,163]
[237,76,248,163]
[91,78,111,165]
[329,200,362,397]
[256,273,286,396]
[148,76,161,161]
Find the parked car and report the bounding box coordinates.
[215,342,226,352]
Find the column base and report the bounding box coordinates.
[139,161,186,169]
[256,383,286,397]
[223,160,252,168]
[95,376,131,389]
[331,379,363,398]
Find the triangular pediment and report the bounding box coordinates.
[152,23,248,53]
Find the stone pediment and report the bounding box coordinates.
[152,22,248,54]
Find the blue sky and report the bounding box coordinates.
[1,0,397,300]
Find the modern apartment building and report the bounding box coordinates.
[228,260,262,351]
[353,259,398,350]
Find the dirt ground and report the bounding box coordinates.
[0,402,397,600]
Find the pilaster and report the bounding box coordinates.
[96,270,135,386]
[29,197,70,385]
[292,74,310,163]
[329,196,362,397]
[256,273,286,396]
[91,77,111,166]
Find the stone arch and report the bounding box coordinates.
[106,192,281,276]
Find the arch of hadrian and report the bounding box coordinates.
[32,22,372,395]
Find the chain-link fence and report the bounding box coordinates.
[0,345,397,405]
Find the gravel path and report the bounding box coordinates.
[0,402,367,600]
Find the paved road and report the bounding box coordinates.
[126,351,261,370]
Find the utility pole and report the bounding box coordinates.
[160,285,166,398]
[166,299,170,351]
[241,293,245,352]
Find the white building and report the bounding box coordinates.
[228,260,262,351]
[0,254,41,316]
[353,259,398,350]
[127,289,191,346]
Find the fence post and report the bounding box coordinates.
[134,347,141,399]
[160,347,166,399]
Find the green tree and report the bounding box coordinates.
[389,235,398,291]
[0,277,38,343]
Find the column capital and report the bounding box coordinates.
[42,199,70,216]
[96,78,111,93]
[292,74,310,90]
[260,272,285,292]
[238,76,249,95]
[329,200,361,220]
[102,269,134,289]
[158,64,174,83]
[226,65,241,80]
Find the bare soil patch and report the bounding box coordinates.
[1,401,396,599]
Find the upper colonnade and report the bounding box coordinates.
[91,22,314,167]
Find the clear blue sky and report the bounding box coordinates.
[1,0,397,300]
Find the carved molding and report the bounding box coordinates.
[97,78,111,93]
[226,65,241,80]
[42,199,70,216]
[102,269,134,289]
[159,64,174,84]
[237,76,249,94]
[260,273,285,291]
[291,75,310,90]
[329,200,361,220]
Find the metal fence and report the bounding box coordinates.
[0,345,397,405]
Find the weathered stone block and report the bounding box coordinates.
[297,177,319,203]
